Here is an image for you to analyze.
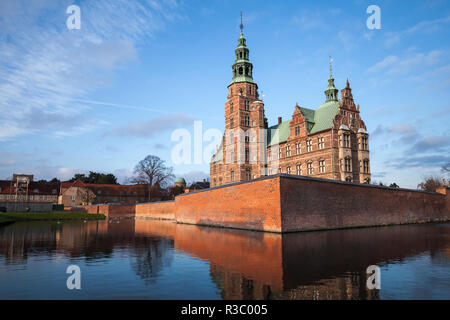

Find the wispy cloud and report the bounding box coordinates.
[367,50,442,75]
[103,113,194,138]
[0,0,183,141]
[384,15,450,47]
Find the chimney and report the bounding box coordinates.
[278,117,282,124]
[203,179,206,183]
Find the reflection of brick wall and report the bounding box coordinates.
[175,177,282,232]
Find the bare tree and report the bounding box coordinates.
[131,155,175,201]
[443,162,450,173]
[417,175,443,192]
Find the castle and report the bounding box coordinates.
[210,24,371,187]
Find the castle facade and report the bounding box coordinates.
[210,27,371,187]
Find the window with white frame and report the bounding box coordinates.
[306,139,312,152]
[307,162,313,175]
[318,137,324,149]
[319,160,325,173]
[296,164,301,175]
[295,142,301,154]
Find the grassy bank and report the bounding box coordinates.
[0,212,106,222]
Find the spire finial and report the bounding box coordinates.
[329,56,334,77]
[240,11,244,34]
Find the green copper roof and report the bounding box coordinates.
[230,31,254,85]
[211,145,223,163]
[267,120,291,146]
[310,101,339,134]
[175,177,186,184]
[266,101,339,146]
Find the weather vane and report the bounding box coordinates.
[240,11,244,33]
[329,56,334,76]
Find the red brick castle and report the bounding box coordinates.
[210,23,371,187]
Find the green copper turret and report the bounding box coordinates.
[230,31,255,85]
[324,72,338,102]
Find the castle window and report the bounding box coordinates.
[249,86,252,95]
[363,159,370,174]
[246,169,251,180]
[244,100,250,110]
[362,136,368,151]
[240,52,242,59]
[245,67,249,75]
[295,126,300,136]
[364,178,371,184]
[319,160,325,173]
[245,149,249,163]
[244,115,250,126]
[296,164,301,175]
[287,166,291,174]
[295,142,301,155]
[343,134,350,148]
[278,167,282,173]
[230,170,235,182]
[278,148,282,159]
[230,117,234,128]
[306,140,312,152]
[230,102,233,112]
[239,67,243,75]
[307,162,313,175]
[286,145,291,157]
[345,176,352,182]
[318,137,324,149]
[344,157,351,172]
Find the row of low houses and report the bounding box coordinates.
[0,174,210,208]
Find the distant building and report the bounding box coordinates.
[174,177,186,188]
[0,174,59,203]
[58,180,148,206]
[185,179,210,193]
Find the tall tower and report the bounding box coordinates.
[222,13,266,184]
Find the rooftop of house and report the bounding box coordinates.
[0,180,60,195]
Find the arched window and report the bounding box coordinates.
[239,67,243,75]
[345,176,352,182]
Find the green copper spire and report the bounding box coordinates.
[230,13,255,85]
[324,56,338,102]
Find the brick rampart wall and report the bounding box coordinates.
[135,201,175,220]
[175,177,282,232]
[281,175,449,232]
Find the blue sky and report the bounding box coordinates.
[0,0,449,187]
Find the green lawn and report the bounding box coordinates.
[0,212,106,222]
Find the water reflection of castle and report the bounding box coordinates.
[1,220,449,300]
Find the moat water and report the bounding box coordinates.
[0,219,449,300]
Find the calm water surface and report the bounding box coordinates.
[0,219,449,300]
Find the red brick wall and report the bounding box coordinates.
[135,201,175,220]
[175,177,282,232]
[82,204,135,217]
[281,175,450,232]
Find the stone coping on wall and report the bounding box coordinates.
[178,173,442,197]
